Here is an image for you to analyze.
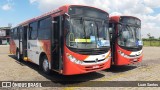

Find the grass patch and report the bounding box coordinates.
[143,40,160,46]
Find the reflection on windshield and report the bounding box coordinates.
[118,24,142,47]
[66,18,110,49]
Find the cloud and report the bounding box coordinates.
[29,0,110,12]
[29,0,37,3]
[29,0,156,15]
[110,12,122,16]
[144,0,160,8]
[139,14,160,38]
[1,4,12,11]
[29,0,160,38]
[1,0,13,11]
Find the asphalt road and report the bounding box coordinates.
[0,45,160,90]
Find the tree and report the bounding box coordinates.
[147,33,151,46]
[147,33,151,38]
[150,36,155,40]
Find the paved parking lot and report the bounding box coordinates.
[0,45,160,90]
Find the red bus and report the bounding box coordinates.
[10,5,111,75]
[109,16,143,65]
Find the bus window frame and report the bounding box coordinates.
[38,16,52,40]
[28,21,38,40]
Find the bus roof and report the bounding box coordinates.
[19,5,108,26]
[109,15,141,23]
[19,5,68,26]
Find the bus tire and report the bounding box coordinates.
[16,49,22,62]
[40,55,51,75]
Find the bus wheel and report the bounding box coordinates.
[16,49,21,62]
[41,55,51,75]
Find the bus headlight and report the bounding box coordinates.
[118,50,128,58]
[66,53,83,65]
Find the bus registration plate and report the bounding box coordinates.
[93,66,99,69]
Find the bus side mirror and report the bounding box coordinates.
[65,13,70,17]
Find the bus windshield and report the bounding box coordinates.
[66,18,110,49]
[118,24,142,47]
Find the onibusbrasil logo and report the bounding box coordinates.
[1,82,42,88]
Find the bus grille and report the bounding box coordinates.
[83,59,105,63]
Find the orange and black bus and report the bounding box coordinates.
[10,5,111,75]
[109,16,143,65]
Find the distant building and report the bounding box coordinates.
[0,27,11,45]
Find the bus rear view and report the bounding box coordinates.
[109,16,143,65]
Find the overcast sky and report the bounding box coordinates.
[0,0,160,38]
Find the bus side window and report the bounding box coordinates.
[29,22,38,40]
[38,17,52,40]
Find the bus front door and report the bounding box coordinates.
[22,26,28,60]
[51,16,63,71]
